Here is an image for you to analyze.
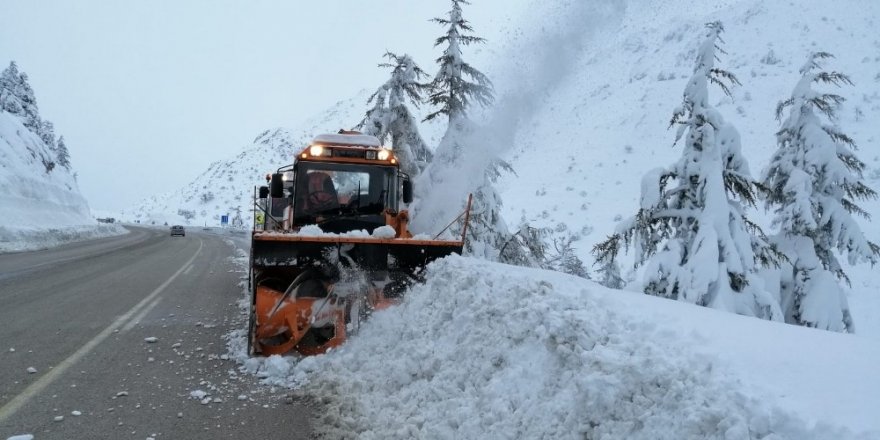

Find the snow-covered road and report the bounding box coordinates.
[0,228,313,439]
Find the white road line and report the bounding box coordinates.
[183,264,194,275]
[120,296,163,333]
[0,239,204,424]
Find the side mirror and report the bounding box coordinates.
[258,186,269,199]
[270,173,284,198]
[402,179,413,204]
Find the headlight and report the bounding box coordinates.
[309,145,324,156]
[377,149,391,160]
[365,150,377,160]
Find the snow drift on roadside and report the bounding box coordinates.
[230,256,879,439]
[0,111,126,252]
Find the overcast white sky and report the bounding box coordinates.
[0,0,529,211]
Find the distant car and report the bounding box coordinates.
[170,225,185,237]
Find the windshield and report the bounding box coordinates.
[293,162,397,222]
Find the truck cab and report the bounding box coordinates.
[260,132,413,235]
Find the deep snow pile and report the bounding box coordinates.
[228,256,879,439]
[0,111,125,252]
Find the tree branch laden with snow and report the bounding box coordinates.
[761,51,879,333]
[595,22,783,322]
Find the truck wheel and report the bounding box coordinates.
[246,302,256,356]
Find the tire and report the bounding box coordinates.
[246,301,256,356]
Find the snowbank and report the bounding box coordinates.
[0,111,127,253]
[229,256,879,439]
[0,223,127,253]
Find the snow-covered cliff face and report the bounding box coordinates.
[0,111,109,252]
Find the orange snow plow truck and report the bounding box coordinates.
[248,131,471,356]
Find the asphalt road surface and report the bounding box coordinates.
[0,227,314,439]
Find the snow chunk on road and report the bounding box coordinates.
[25,367,36,374]
[259,355,290,379]
[189,390,208,400]
[144,337,158,343]
[6,435,34,440]
[371,225,396,238]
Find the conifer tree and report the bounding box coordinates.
[0,62,43,136]
[358,52,432,175]
[40,120,57,150]
[597,254,625,289]
[594,22,782,320]
[762,52,878,332]
[417,0,510,262]
[57,135,72,170]
[424,0,493,123]
[0,62,23,115]
[16,72,41,133]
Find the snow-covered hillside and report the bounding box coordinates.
[501,0,880,246]
[494,0,880,335]
[0,111,123,252]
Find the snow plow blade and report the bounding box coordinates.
[248,234,464,356]
[251,234,464,270]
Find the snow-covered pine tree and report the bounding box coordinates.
[419,0,527,264]
[546,234,590,278]
[57,135,72,170]
[762,52,879,332]
[15,72,41,134]
[497,220,545,267]
[1,61,62,174]
[40,120,57,150]
[357,52,432,175]
[359,82,388,138]
[424,0,493,124]
[597,256,625,289]
[594,22,782,320]
[1,61,43,136]
[0,62,23,114]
